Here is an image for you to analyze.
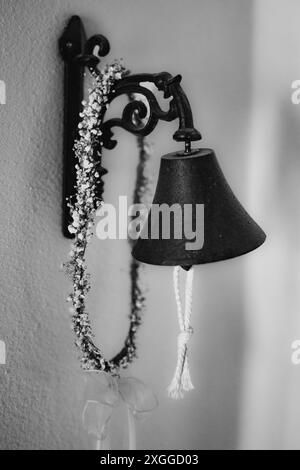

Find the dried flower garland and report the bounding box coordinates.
[64,62,150,375]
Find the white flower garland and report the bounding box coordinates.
[64,62,146,375]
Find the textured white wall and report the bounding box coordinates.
[0,0,256,449]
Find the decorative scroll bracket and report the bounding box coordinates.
[59,16,201,238]
[101,72,202,151]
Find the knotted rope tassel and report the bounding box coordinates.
[167,266,194,399]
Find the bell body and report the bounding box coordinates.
[132,148,266,267]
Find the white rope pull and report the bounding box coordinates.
[167,266,194,399]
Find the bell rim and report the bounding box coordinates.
[132,232,266,267]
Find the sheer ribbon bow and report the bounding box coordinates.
[82,372,158,450]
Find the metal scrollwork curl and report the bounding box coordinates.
[99,72,202,150]
[101,80,178,149]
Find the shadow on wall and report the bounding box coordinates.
[192,240,247,449]
[277,102,300,256]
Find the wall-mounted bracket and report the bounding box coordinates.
[59,16,201,238]
[59,15,110,238]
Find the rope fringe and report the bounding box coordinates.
[167,266,194,399]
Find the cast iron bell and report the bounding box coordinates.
[132,148,266,268]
